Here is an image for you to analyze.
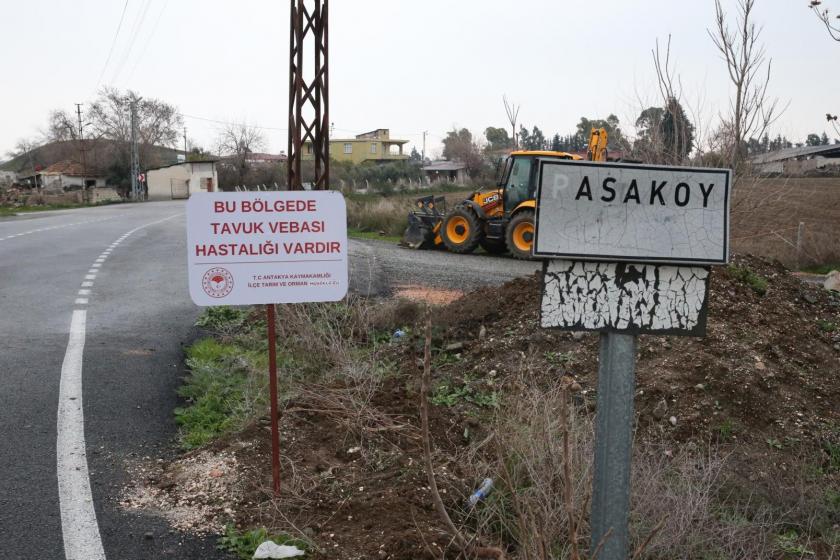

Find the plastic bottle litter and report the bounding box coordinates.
[392,329,406,339]
[467,478,494,507]
[253,541,306,559]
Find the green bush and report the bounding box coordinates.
[727,265,768,296]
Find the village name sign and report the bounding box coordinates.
[534,160,731,336]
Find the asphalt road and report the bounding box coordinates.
[0,201,536,560]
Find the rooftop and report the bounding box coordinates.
[749,143,840,164]
[42,159,104,177]
[423,160,466,172]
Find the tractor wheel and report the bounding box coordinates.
[441,207,481,254]
[506,210,536,260]
[480,238,507,255]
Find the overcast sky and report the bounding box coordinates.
[1,0,838,160]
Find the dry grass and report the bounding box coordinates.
[458,372,785,559]
[346,197,410,236]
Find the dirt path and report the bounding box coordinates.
[348,238,541,297]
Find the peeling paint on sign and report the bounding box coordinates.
[540,260,710,336]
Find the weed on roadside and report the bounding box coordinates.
[817,320,837,333]
[217,524,308,560]
[728,265,768,296]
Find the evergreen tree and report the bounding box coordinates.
[661,98,695,162]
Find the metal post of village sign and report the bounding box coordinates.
[534,159,731,558]
[590,333,637,558]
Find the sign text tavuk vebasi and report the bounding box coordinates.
[534,160,731,265]
[186,191,348,306]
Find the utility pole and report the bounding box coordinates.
[422,130,428,162]
[76,103,88,200]
[129,96,141,201]
[288,0,329,190]
[183,126,188,160]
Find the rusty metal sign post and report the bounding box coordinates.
[266,304,281,495]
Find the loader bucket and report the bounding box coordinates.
[400,195,447,249]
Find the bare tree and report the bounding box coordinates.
[503,95,521,150]
[708,0,783,170]
[828,113,840,137]
[45,110,80,143]
[217,122,266,187]
[88,88,181,149]
[809,0,840,41]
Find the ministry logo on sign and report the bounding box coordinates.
[202,267,234,298]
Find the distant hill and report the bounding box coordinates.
[1,140,184,175]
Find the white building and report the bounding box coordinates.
[146,160,219,201]
[40,160,106,193]
[0,170,16,187]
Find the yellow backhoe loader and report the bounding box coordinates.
[402,128,610,259]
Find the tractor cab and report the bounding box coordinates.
[498,151,581,215]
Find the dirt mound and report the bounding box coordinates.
[437,254,840,449]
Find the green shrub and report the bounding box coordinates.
[728,265,768,296]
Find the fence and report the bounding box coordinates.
[730,177,840,268]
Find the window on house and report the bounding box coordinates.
[344,143,353,154]
[306,145,313,155]
[371,143,377,154]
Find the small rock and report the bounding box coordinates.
[444,342,464,352]
[802,292,818,304]
[669,416,677,427]
[571,331,585,341]
[143,532,154,540]
[694,383,706,391]
[834,343,840,351]
[652,399,668,420]
[755,361,766,371]
[824,270,840,292]
[478,325,487,340]
[208,468,223,478]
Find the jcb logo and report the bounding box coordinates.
[484,194,500,205]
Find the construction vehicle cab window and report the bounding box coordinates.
[402,128,609,259]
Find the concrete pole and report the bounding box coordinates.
[590,332,637,560]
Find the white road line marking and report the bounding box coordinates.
[57,310,106,560]
[57,212,182,560]
[78,289,91,295]
[0,215,124,244]
[91,264,101,268]
[88,269,98,274]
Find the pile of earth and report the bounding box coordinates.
[123,253,840,559]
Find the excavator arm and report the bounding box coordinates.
[587,127,609,162]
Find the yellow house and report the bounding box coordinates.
[305,128,409,164]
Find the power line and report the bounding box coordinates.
[125,0,170,83]
[181,113,288,131]
[110,0,153,85]
[95,0,130,90]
